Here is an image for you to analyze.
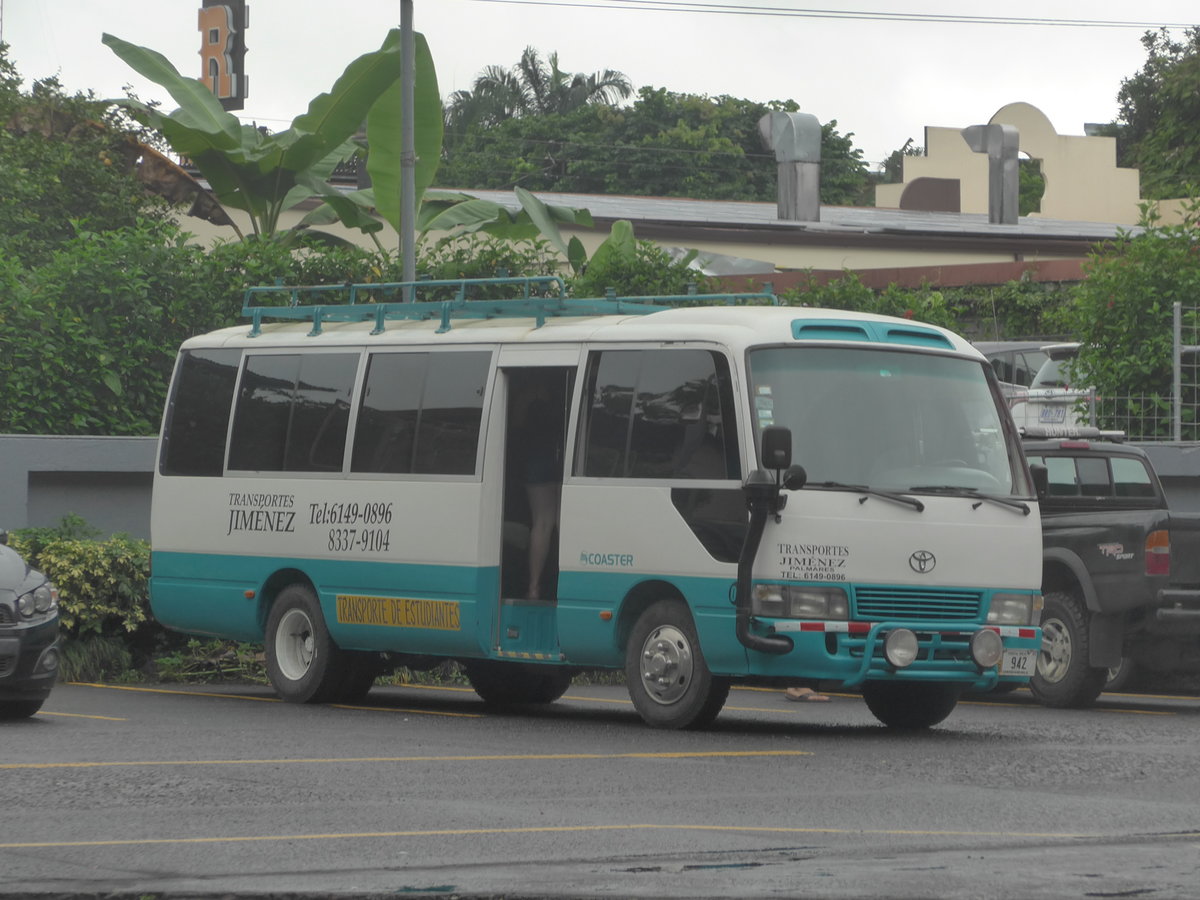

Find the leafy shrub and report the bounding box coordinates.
[153,639,266,684]
[58,635,134,683]
[31,535,150,637]
[8,513,98,561]
[571,229,713,299]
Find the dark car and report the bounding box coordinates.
[0,531,61,719]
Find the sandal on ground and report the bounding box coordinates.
[784,686,831,702]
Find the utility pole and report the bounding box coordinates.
[400,0,416,299]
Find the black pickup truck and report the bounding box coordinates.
[1022,427,1200,707]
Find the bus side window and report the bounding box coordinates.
[579,349,739,480]
[413,352,492,475]
[351,350,491,476]
[160,348,242,477]
[227,353,359,473]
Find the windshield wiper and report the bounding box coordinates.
[808,481,925,512]
[909,485,1031,516]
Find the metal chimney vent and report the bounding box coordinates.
[758,111,821,222]
[962,123,1019,225]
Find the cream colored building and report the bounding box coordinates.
[876,102,1144,225]
[184,100,1184,290]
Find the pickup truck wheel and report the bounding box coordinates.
[1030,590,1106,708]
[1105,657,1138,692]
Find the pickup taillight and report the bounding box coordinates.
[1146,530,1170,576]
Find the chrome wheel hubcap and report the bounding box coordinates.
[638,624,693,705]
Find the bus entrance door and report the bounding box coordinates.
[495,364,575,660]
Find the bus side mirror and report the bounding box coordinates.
[1030,463,1048,500]
[760,426,792,471]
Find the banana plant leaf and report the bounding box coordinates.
[366,31,443,232]
[419,190,595,267]
[103,30,404,237]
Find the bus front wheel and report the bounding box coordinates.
[625,599,730,730]
[862,681,961,729]
[265,585,346,704]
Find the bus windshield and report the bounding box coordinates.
[748,346,1026,496]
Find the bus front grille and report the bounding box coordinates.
[854,587,983,621]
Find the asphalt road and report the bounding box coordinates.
[4,679,1200,899]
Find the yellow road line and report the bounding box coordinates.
[0,749,810,771]
[64,682,482,718]
[0,821,1136,850]
[959,698,1176,716]
[68,682,281,702]
[37,711,128,721]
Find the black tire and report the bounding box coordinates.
[862,681,961,729]
[0,699,44,720]
[624,598,730,730]
[1104,657,1139,693]
[462,660,573,706]
[1030,590,1107,708]
[264,584,346,704]
[335,652,382,704]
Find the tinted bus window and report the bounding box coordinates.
[160,348,241,476]
[228,353,358,473]
[413,353,492,475]
[352,351,491,476]
[581,349,738,479]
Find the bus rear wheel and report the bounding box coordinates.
[862,681,961,729]
[625,599,730,730]
[265,585,346,704]
[462,660,573,705]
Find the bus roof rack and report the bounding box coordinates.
[241,277,781,337]
[1021,425,1126,442]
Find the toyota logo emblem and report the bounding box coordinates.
[909,550,936,573]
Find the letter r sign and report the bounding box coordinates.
[198,0,248,110]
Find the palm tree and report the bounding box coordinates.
[444,47,632,146]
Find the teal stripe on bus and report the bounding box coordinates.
[150,551,496,656]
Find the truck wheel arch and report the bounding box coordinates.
[1042,550,1099,611]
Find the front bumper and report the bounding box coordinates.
[762,619,1041,690]
[0,616,61,701]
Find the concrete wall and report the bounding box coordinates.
[0,435,157,540]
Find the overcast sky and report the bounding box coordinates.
[4,0,1197,166]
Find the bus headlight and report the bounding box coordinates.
[986,593,1041,626]
[884,628,919,668]
[751,585,848,620]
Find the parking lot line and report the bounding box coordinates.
[0,749,811,771]
[0,820,1125,851]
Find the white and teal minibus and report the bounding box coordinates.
[150,277,1042,730]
